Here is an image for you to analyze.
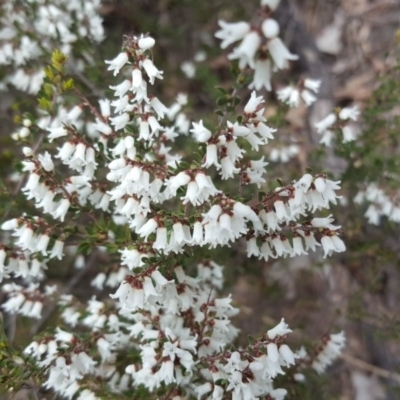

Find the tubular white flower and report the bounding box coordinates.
[304,78,321,93]
[202,144,220,168]
[228,30,261,69]
[150,96,169,119]
[36,233,50,256]
[220,156,240,179]
[47,126,68,142]
[50,240,64,260]
[137,218,158,240]
[190,120,212,143]
[315,113,336,134]
[52,198,71,222]
[277,86,300,107]
[268,37,299,69]
[267,318,292,339]
[301,89,317,106]
[1,218,19,230]
[110,79,131,97]
[341,125,354,142]
[38,151,54,172]
[153,226,168,250]
[339,106,359,121]
[249,59,272,91]
[131,68,143,90]
[105,52,129,76]
[99,99,111,118]
[141,58,163,84]
[244,91,264,114]
[215,20,251,49]
[110,113,130,131]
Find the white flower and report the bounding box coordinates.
[292,236,307,255]
[52,199,70,222]
[150,96,169,119]
[247,237,260,257]
[110,113,130,131]
[249,59,272,91]
[321,234,345,258]
[342,125,356,143]
[137,218,158,240]
[165,171,191,196]
[267,318,292,339]
[312,332,345,373]
[105,52,129,76]
[46,126,68,142]
[191,221,204,245]
[339,106,359,121]
[215,20,251,49]
[99,99,111,118]
[38,152,54,172]
[141,59,163,84]
[268,37,299,70]
[315,113,336,133]
[36,233,50,256]
[277,86,300,107]
[16,225,34,250]
[220,156,240,179]
[304,78,321,93]
[2,218,19,230]
[181,61,195,78]
[50,240,64,260]
[110,79,131,97]
[77,389,98,400]
[320,129,334,146]
[22,147,33,157]
[244,91,264,114]
[153,226,168,250]
[301,89,317,106]
[202,144,220,168]
[190,120,212,143]
[55,327,75,343]
[228,30,261,69]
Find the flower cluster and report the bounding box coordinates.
[277,78,321,108]
[0,0,104,94]
[215,0,298,91]
[0,7,347,397]
[354,183,400,225]
[315,106,360,145]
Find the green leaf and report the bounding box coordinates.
[215,86,227,94]
[217,97,227,106]
[77,242,91,255]
[62,78,74,91]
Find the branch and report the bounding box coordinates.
[340,353,400,384]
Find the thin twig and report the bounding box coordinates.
[340,353,400,384]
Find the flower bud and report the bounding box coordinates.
[19,127,30,138]
[22,118,32,127]
[23,147,33,157]
[262,18,280,39]
[138,36,155,50]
